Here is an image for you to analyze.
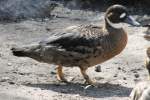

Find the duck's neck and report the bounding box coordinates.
[103,17,128,56]
[105,17,123,33]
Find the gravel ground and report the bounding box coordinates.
[0,6,149,100]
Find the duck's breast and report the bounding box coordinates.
[86,30,128,67]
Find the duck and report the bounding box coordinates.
[11,4,140,85]
[130,81,150,100]
[130,47,150,100]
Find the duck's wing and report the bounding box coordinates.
[40,25,106,54]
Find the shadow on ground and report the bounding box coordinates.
[25,82,132,98]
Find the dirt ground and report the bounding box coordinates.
[0,6,149,100]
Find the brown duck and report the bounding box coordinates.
[130,81,150,100]
[11,5,140,85]
[130,47,150,100]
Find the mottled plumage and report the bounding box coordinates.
[130,81,150,100]
[11,5,140,85]
[35,24,127,67]
[130,47,150,100]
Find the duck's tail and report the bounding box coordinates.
[11,47,28,57]
[11,43,41,58]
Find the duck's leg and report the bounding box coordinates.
[56,65,67,82]
[80,67,95,85]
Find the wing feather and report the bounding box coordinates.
[39,25,106,54]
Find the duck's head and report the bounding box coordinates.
[105,5,140,28]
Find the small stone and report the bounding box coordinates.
[123,77,127,80]
[7,63,12,66]
[118,67,121,70]
[46,27,51,31]
[113,74,118,77]
[19,72,25,75]
[95,65,101,72]
[134,74,140,78]
[8,81,15,84]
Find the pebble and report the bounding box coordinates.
[134,74,140,78]
[113,74,118,77]
[7,63,12,66]
[46,27,51,31]
[123,77,127,80]
[8,81,15,84]
[19,72,25,75]
[118,67,121,70]
[51,71,56,74]
[95,65,101,72]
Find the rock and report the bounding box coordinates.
[113,74,118,77]
[123,77,127,80]
[134,74,140,78]
[95,65,101,72]
[118,67,121,70]
[7,63,12,66]
[8,81,15,84]
[46,27,51,31]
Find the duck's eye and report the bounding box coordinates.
[120,13,126,19]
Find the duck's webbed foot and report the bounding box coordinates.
[80,67,97,86]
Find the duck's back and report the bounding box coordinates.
[38,24,127,67]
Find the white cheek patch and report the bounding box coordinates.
[120,13,126,19]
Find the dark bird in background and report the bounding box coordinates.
[130,47,150,100]
[11,5,140,85]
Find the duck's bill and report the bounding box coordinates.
[124,16,141,26]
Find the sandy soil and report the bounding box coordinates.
[0,6,149,100]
